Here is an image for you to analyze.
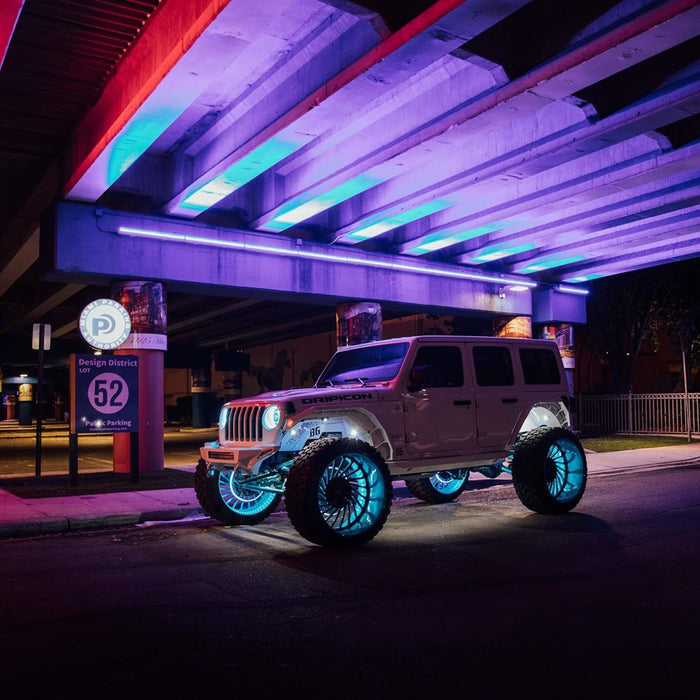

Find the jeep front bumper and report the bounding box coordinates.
[199,441,279,474]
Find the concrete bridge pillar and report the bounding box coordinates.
[191,365,214,429]
[112,281,167,473]
[336,301,382,348]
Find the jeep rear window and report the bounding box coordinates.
[519,348,562,384]
[317,342,409,385]
[472,346,514,386]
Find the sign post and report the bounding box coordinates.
[74,298,136,483]
[32,323,51,477]
[69,353,139,485]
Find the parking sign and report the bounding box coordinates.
[72,354,138,433]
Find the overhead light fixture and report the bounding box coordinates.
[469,242,535,263]
[260,174,383,232]
[564,274,600,283]
[117,225,537,289]
[171,137,302,216]
[516,255,586,273]
[405,223,505,255]
[341,199,453,242]
[556,285,590,295]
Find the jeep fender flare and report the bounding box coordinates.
[517,401,570,434]
[281,407,392,461]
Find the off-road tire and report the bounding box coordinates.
[511,427,587,514]
[194,458,281,526]
[405,469,470,503]
[285,437,392,548]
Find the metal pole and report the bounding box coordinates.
[627,391,633,434]
[69,432,78,487]
[681,336,691,443]
[35,324,45,476]
[130,432,139,483]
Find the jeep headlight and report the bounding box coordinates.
[218,407,229,431]
[262,405,281,430]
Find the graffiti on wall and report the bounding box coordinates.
[248,350,291,392]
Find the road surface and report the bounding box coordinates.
[1,466,698,698]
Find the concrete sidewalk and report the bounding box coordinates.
[1,443,698,539]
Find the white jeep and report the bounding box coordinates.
[196,335,586,547]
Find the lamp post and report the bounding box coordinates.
[679,321,694,444]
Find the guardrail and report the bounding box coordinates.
[578,393,700,435]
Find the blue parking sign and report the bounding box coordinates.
[73,354,139,433]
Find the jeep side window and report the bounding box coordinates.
[472,346,514,386]
[409,346,463,389]
[519,348,561,384]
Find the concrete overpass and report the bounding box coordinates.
[1,0,699,359]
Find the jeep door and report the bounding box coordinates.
[469,343,524,449]
[403,344,477,456]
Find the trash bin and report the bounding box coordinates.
[54,393,66,421]
[4,394,17,420]
[18,384,32,425]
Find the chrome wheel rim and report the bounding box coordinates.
[317,453,387,536]
[544,438,586,502]
[429,469,468,495]
[218,469,277,516]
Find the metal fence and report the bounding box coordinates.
[577,393,700,435]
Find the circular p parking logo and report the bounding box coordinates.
[79,299,131,350]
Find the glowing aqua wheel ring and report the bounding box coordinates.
[317,453,387,536]
[218,469,278,516]
[429,469,469,495]
[544,437,586,502]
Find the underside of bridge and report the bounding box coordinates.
[1,0,699,372]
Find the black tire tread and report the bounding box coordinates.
[511,426,587,514]
[285,437,392,548]
[405,470,469,503]
[194,458,280,526]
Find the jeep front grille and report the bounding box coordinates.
[222,405,264,442]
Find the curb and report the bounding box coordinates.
[587,455,700,477]
[0,506,204,539]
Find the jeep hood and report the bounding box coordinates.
[228,384,390,406]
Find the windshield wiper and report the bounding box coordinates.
[316,379,335,387]
[343,377,371,386]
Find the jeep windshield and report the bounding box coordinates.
[316,342,409,386]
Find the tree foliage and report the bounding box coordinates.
[577,258,700,392]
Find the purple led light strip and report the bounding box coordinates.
[117,225,537,289]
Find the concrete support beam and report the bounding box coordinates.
[44,201,534,318]
[0,283,85,334]
[532,289,587,325]
[64,0,233,198]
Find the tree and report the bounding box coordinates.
[577,258,700,393]
[658,260,700,391]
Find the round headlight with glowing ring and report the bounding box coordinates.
[262,405,281,430]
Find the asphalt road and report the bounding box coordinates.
[0,427,216,475]
[1,466,698,699]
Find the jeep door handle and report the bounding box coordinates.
[502,398,518,404]
[453,400,472,406]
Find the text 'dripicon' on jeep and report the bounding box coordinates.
[195,336,587,547]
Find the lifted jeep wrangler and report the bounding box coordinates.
[196,335,586,547]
